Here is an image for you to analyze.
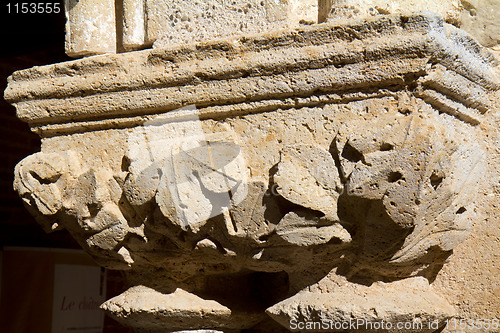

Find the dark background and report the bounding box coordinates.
[0,1,74,247]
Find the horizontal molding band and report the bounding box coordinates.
[4,12,498,134]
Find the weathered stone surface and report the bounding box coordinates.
[65,0,116,57]
[122,0,146,50]
[267,277,456,332]
[319,0,500,49]
[458,0,500,47]
[336,113,485,276]
[150,0,318,50]
[65,0,318,56]
[65,0,500,58]
[274,144,342,221]
[6,13,497,132]
[101,286,262,330]
[274,210,351,246]
[4,9,499,333]
[320,0,463,23]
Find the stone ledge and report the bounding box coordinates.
[6,11,498,330]
[5,13,498,136]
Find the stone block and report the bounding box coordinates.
[267,277,456,332]
[65,0,116,57]
[319,0,463,23]
[149,0,318,50]
[319,0,500,49]
[122,0,146,50]
[459,0,500,47]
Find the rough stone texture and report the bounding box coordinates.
[150,0,318,50]
[274,144,343,221]
[65,0,500,58]
[101,286,263,331]
[4,9,500,333]
[65,0,116,57]
[319,0,463,24]
[458,0,500,48]
[336,113,485,277]
[8,13,498,130]
[267,276,457,332]
[66,0,318,55]
[122,0,146,50]
[319,0,500,49]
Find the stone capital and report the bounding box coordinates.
[5,10,499,332]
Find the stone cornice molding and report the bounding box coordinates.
[5,13,498,137]
[5,12,499,333]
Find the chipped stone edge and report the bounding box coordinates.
[4,12,499,136]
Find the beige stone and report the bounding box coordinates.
[274,144,342,221]
[319,0,500,48]
[64,0,500,57]
[101,286,263,331]
[65,0,318,56]
[267,277,457,332]
[334,113,487,280]
[459,0,500,47]
[274,210,351,246]
[5,10,499,333]
[319,0,462,23]
[122,0,146,50]
[149,0,318,50]
[65,0,116,57]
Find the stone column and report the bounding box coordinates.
[5,1,500,332]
